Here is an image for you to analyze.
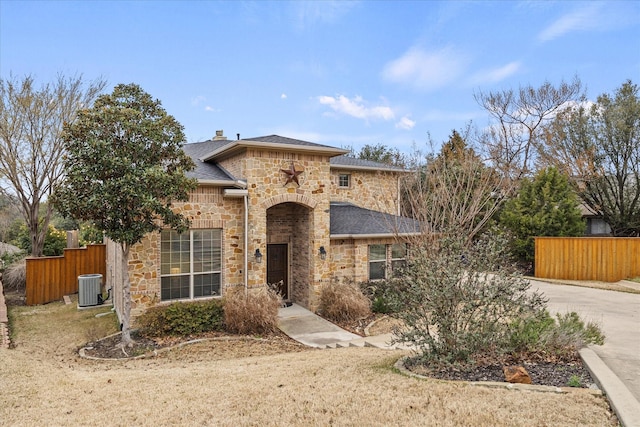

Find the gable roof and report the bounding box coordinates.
[330,202,421,238]
[182,141,239,184]
[199,134,349,162]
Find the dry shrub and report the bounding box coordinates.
[319,280,371,323]
[3,257,26,291]
[223,286,281,335]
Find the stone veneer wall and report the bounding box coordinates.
[122,185,247,314]
[247,149,332,311]
[112,148,405,317]
[330,170,401,215]
[329,237,400,284]
[267,203,312,306]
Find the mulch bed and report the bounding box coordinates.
[334,314,597,389]
[406,358,595,388]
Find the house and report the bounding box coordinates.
[107,132,420,318]
[580,204,612,236]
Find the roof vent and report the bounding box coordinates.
[213,130,227,141]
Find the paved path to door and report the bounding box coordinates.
[529,279,640,403]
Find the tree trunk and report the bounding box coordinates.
[120,243,133,346]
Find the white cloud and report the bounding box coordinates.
[281,93,287,99]
[469,61,522,85]
[292,1,358,30]
[382,46,469,91]
[191,95,206,106]
[317,95,395,121]
[204,106,220,112]
[538,4,601,42]
[396,116,415,130]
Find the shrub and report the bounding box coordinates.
[320,280,371,322]
[223,286,281,335]
[540,312,605,360]
[507,310,556,356]
[360,279,400,314]
[137,299,224,337]
[388,231,548,366]
[12,224,67,256]
[507,310,605,361]
[2,257,26,291]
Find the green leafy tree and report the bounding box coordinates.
[0,74,106,256]
[500,167,585,265]
[541,80,640,236]
[356,143,407,167]
[13,223,67,256]
[54,83,197,345]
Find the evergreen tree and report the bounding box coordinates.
[500,167,585,266]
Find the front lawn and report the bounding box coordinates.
[0,295,617,426]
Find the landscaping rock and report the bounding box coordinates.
[503,365,532,384]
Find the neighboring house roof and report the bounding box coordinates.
[330,155,407,172]
[330,202,421,238]
[182,141,240,184]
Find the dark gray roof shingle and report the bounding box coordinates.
[182,141,237,182]
[330,202,421,236]
[330,155,407,172]
[244,135,341,149]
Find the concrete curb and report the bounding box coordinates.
[580,347,640,427]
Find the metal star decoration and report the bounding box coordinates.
[280,162,303,186]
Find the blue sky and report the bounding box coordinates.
[1,1,639,153]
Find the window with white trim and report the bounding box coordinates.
[368,244,386,280]
[160,229,222,300]
[390,243,407,276]
[338,173,351,188]
[368,243,408,280]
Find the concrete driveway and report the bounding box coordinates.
[529,279,640,403]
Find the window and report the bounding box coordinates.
[161,229,222,300]
[390,243,407,276]
[338,174,350,188]
[368,244,386,280]
[368,243,408,280]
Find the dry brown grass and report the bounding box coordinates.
[319,280,371,322]
[2,257,26,291]
[0,296,617,427]
[223,286,281,335]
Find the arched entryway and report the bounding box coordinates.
[266,202,313,307]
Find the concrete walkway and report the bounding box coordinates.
[278,303,411,350]
[530,279,640,427]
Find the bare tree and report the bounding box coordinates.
[540,80,640,236]
[0,74,106,256]
[475,76,584,180]
[401,130,510,244]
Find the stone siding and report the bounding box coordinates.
[330,169,400,215]
[114,146,406,317]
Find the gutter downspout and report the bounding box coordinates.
[243,191,248,297]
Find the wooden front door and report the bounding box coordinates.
[267,244,289,300]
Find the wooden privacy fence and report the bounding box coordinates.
[535,237,640,282]
[25,244,106,305]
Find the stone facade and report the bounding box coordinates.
[330,169,401,215]
[109,137,411,317]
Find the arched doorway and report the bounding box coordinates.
[266,202,313,307]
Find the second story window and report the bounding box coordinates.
[339,174,351,188]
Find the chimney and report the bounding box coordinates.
[213,130,227,141]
